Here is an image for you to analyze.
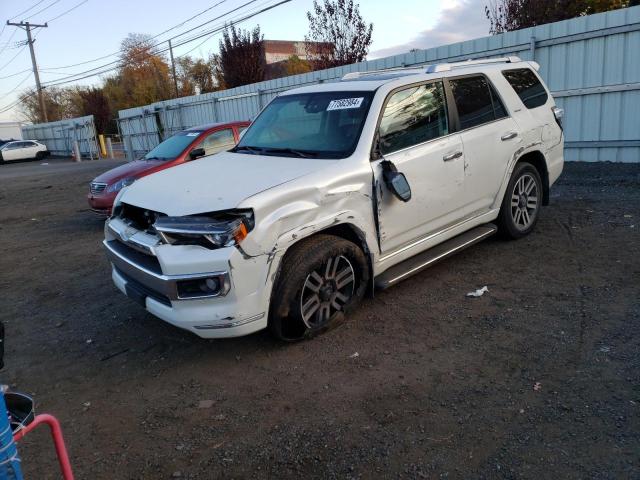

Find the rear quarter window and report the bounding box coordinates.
[502,68,548,109]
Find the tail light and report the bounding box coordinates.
[552,106,564,131]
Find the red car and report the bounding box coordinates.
[88,121,250,215]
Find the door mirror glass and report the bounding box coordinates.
[384,170,412,202]
[189,147,205,160]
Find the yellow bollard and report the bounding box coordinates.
[98,134,107,158]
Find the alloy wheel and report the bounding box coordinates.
[300,255,356,329]
[510,173,539,230]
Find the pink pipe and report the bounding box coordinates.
[13,414,74,480]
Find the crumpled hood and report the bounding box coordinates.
[119,151,335,216]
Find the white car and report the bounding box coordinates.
[0,140,49,163]
[104,56,564,341]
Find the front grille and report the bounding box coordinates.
[90,182,107,195]
[107,240,162,274]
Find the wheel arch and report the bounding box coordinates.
[514,150,549,206]
[270,221,375,303]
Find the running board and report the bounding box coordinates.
[375,224,497,290]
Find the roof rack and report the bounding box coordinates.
[341,56,522,81]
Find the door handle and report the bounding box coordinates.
[443,151,463,162]
[501,131,518,141]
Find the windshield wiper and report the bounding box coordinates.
[260,147,317,158]
[144,156,163,161]
[231,145,263,155]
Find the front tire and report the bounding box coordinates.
[497,161,543,239]
[269,234,369,341]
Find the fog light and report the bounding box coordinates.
[177,276,227,299]
[204,278,220,292]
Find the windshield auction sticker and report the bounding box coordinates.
[327,97,364,111]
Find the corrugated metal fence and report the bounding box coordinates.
[26,6,636,163]
[118,5,640,162]
[21,115,99,158]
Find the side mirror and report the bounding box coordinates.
[189,147,205,160]
[381,160,411,202]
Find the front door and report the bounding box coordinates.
[2,143,22,161]
[372,80,466,254]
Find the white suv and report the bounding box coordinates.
[104,56,564,341]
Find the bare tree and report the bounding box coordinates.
[485,0,632,34]
[218,24,265,88]
[305,0,373,69]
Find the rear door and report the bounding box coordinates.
[372,80,466,254]
[446,74,521,215]
[23,141,38,158]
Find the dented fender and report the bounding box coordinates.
[236,163,379,260]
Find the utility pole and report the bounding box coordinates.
[6,21,48,123]
[168,39,179,98]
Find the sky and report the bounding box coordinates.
[0,0,490,122]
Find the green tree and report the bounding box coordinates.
[282,55,313,76]
[218,24,265,88]
[305,0,373,69]
[70,87,113,134]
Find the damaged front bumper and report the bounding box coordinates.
[104,218,272,338]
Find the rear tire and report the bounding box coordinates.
[269,234,369,341]
[497,161,543,239]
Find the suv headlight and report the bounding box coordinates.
[107,177,136,193]
[153,210,254,249]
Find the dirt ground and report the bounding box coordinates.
[0,158,638,479]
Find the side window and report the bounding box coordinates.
[502,68,548,109]
[200,129,235,156]
[450,75,506,130]
[379,81,449,155]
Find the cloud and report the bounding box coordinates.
[370,0,491,59]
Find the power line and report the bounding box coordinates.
[40,0,258,72]
[0,0,45,41]
[41,0,288,87]
[0,68,31,80]
[0,45,28,71]
[45,0,90,23]
[0,72,33,101]
[7,0,47,21]
[25,0,63,21]
[175,0,273,58]
[0,90,37,115]
[6,21,49,122]
[0,29,18,56]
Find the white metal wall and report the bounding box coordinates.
[21,115,99,158]
[117,5,640,162]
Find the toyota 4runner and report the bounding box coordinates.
[104,56,564,341]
